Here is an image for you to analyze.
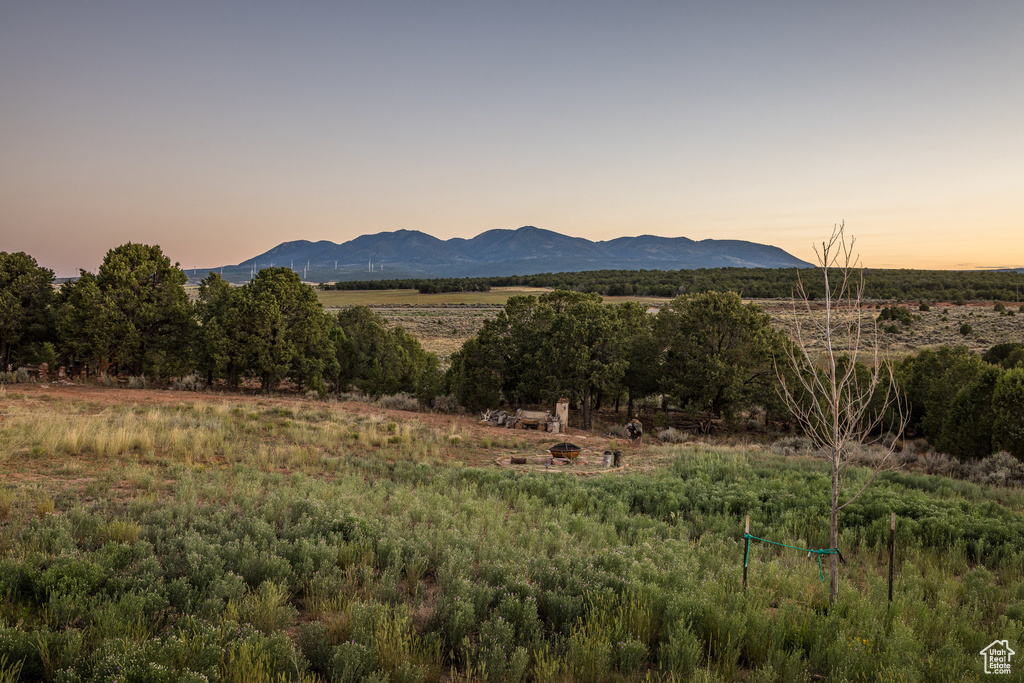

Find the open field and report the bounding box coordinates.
[760,300,1024,360]
[1,384,1023,681]
[317,289,1024,360]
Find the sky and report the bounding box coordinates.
[2,2,1022,276]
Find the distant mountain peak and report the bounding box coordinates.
[216,226,811,283]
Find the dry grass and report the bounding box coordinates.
[0,395,482,482]
[0,387,674,522]
[372,308,500,359]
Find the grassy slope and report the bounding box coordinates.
[1,388,1021,681]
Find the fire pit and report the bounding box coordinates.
[547,442,582,459]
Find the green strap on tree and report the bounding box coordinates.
[743,533,844,582]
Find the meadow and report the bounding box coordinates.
[1,385,1022,682]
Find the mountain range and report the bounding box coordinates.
[194,226,811,284]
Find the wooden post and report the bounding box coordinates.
[743,515,750,592]
[888,512,896,603]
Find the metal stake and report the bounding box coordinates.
[743,515,750,592]
[888,512,896,603]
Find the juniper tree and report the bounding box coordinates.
[658,290,787,426]
[55,244,192,377]
[244,267,333,393]
[195,272,248,389]
[0,251,55,368]
[96,243,193,376]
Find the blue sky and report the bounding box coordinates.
[2,2,1022,275]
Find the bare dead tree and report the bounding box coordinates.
[776,223,908,604]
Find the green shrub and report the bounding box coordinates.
[567,621,611,682]
[877,306,915,326]
[431,584,476,653]
[605,423,628,437]
[658,619,703,676]
[993,368,1024,457]
[218,632,306,683]
[938,366,1000,459]
[0,653,22,683]
[330,641,374,683]
[983,343,1024,368]
[98,519,141,545]
[0,628,38,681]
[29,627,83,681]
[226,581,297,634]
[959,322,973,336]
[613,637,648,675]
[473,615,528,682]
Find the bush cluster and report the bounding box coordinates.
[876,306,916,327]
[899,346,1024,459]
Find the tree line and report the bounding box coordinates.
[445,288,1024,458]
[322,266,1024,301]
[1,246,441,399]
[321,277,493,293]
